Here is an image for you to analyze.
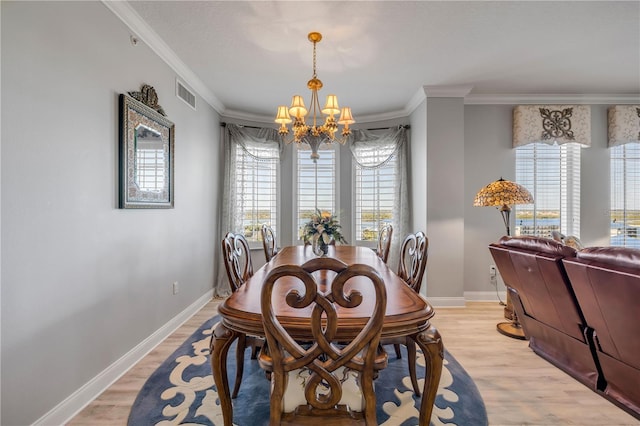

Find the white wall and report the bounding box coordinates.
[1,2,221,424]
[409,101,427,243]
[410,102,620,302]
[0,2,629,424]
[425,98,466,303]
[462,104,615,296]
[581,105,612,246]
[463,105,516,296]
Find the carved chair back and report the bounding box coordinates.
[261,224,278,262]
[397,231,428,294]
[221,232,253,293]
[376,224,393,263]
[260,257,387,425]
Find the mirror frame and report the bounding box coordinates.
[119,93,175,209]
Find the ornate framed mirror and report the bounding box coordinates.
[119,89,174,209]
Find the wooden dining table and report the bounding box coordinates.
[210,244,444,425]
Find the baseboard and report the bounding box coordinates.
[426,291,507,308]
[32,290,214,426]
[427,296,466,307]
[464,290,507,302]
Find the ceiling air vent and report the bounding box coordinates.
[176,79,196,110]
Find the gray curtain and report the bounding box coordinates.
[349,126,410,269]
[215,123,281,296]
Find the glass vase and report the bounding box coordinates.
[312,235,332,257]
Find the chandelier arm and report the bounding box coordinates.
[274,32,354,160]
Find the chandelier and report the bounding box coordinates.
[274,32,355,161]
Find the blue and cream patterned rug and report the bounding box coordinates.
[128,316,488,426]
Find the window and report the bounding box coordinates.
[135,126,165,191]
[234,142,279,243]
[515,143,581,238]
[354,152,396,241]
[610,143,640,248]
[296,144,336,241]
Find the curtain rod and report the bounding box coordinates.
[220,122,263,130]
[366,124,410,131]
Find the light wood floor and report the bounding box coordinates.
[68,300,640,426]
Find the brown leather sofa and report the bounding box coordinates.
[563,247,640,418]
[490,236,640,419]
[488,236,599,390]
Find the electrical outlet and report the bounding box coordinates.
[173,281,179,295]
[489,265,497,278]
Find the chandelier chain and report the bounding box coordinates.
[312,39,317,79]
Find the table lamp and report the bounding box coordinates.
[474,177,534,339]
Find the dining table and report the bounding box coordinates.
[210,244,444,426]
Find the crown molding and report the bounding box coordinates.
[221,109,274,124]
[101,0,225,114]
[355,109,414,124]
[401,89,640,116]
[423,84,474,98]
[464,94,640,105]
[404,87,427,116]
[99,1,640,121]
[222,107,413,125]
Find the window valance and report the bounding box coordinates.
[608,105,640,147]
[349,126,407,169]
[227,123,282,161]
[513,105,591,148]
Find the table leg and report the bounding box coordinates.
[209,322,239,426]
[411,325,444,425]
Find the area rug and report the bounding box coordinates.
[128,316,488,426]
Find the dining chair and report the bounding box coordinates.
[376,224,393,263]
[261,224,278,262]
[221,232,264,398]
[258,257,388,425]
[381,231,429,396]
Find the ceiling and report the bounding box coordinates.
[122,1,640,122]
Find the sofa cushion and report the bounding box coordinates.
[499,235,577,258]
[576,246,640,271]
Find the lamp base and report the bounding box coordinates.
[496,321,526,340]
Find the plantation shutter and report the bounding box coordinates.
[349,126,409,268]
[354,147,397,242]
[296,144,336,241]
[515,143,581,238]
[234,142,279,242]
[610,143,640,247]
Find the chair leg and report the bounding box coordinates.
[406,339,421,396]
[232,334,246,399]
[250,340,260,359]
[393,343,402,359]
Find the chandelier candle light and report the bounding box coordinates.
[275,32,355,161]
